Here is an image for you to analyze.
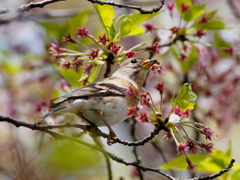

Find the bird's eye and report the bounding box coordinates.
[131,59,137,63]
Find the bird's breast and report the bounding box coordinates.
[81,96,137,126]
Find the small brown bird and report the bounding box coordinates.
[38,58,157,138]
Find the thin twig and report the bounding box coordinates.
[192,159,235,180]
[0,0,65,24]
[1,0,65,15]
[87,0,165,14]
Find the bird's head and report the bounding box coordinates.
[112,58,158,88]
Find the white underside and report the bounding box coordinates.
[55,97,128,126]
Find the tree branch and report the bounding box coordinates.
[0,114,235,180]
[193,159,235,180]
[87,0,165,14]
[0,114,165,146]
[0,0,165,24]
[0,0,65,15]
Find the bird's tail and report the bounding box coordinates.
[36,99,68,124]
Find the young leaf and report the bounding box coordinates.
[124,12,159,25]
[182,5,205,22]
[172,83,197,110]
[205,9,218,18]
[94,4,115,38]
[194,19,225,30]
[160,154,221,172]
[119,18,145,37]
[118,12,159,38]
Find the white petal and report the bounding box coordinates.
[169,113,181,123]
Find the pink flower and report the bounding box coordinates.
[201,143,214,154]
[186,157,198,171]
[140,94,150,106]
[198,15,210,24]
[195,29,206,38]
[182,42,191,52]
[166,2,175,14]
[198,124,216,141]
[125,86,138,98]
[58,79,70,91]
[59,59,70,69]
[178,53,188,61]
[72,58,84,71]
[144,23,154,33]
[163,132,173,142]
[181,3,190,13]
[99,34,109,45]
[151,64,165,74]
[177,142,189,155]
[223,48,235,56]
[89,49,99,59]
[146,41,161,54]
[110,43,120,55]
[170,26,179,34]
[127,107,138,117]
[49,43,66,59]
[154,81,164,94]
[186,141,201,154]
[182,109,190,118]
[172,107,183,117]
[76,27,89,38]
[125,51,136,58]
[139,112,149,123]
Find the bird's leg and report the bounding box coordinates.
[77,112,100,131]
[96,110,117,142]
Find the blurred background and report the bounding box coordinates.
[0,0,240,179]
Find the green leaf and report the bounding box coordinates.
[125,12,159,25]
[160,154,222,172]
[205,9,218,18]
[119,18,145,37]
[175,0,192,14]
[194,19,225,30]
[57,67,82,88]
[118,12,159,38]
[182,5,205,22]
[172,83,197,110]
[94,3,115,38]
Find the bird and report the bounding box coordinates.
[38,58,157,139]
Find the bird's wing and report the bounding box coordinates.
[51,78,129,102]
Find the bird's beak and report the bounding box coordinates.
[141,59,158,69]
